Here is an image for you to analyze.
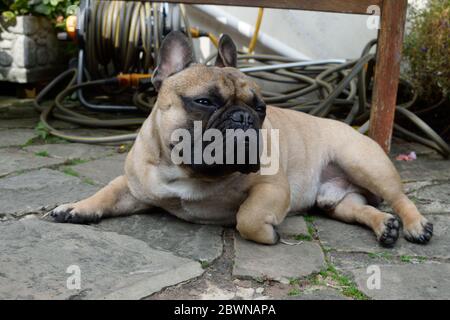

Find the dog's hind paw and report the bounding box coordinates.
[404,217,433,244]
[377,215,401,248]
[49,203,101,224]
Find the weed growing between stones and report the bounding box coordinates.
[34,150,49,157]
[62,167,79,177]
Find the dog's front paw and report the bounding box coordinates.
[404,217,433,244]
[49,203,102,224]
[237,221,280,245]
[377,215,401,248]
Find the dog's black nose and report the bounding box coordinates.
[230,111,254,126]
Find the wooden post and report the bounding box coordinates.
[369,0,408,152]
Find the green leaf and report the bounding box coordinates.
[1,10,16,23]
[35,121,50,140]
[33,3,52,15]
[50,0,63,6]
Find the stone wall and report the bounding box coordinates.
[0,16,62,83]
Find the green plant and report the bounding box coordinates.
[1,0,79,26]
[404,0,450,102]
[287,288,301,296]
[400,255,427,263]
[319,265,369,300]
[368,252,393,260]
[82,177,95,185]
[35,121,50,140]
[65,158,88,165]
[294,234,313,241]
[35,150,49,157]
[62,167,79,177]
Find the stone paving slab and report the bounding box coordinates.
[378,180,450,215]
[71,154,126,186]
[233,234,325,280]
[286,288,350,300]
[63,128,136,138]
[0,147,65,177]
[0,218,203,299]
[394,159,450,182]
[97,213,223,263]
[350,263,450,300]
[315,215,450,259]
[0,168,98,217]
[0,128,36,147]
[276,215,309,238]
[25,143,117,161]
[390,140,441,158]
[0,99,39,119]
[411,182,450,215]
[0,118,38,129]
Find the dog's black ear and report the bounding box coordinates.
[152,31,194,91]
[215,34,237,68]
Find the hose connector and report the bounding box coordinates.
[66,15,77,41]
[117,73,152,88]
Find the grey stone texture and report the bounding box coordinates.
[0,16,61,83]
[351,263,450,300]
[0,147,64,177]
[97,213,223,263]
[0,128,36,147]
[0,218,203,299]
[71,154,127,186]
[315,214,450,260]
[394,158,450,182]
[286,288,350,300]
[276,215,309,238]
[0,98,39,118]
[0,169,98,217]
[25,143,117,161]
[233,234,326,279]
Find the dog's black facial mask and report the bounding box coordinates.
[181,88,266,176]
[154,32,266,176]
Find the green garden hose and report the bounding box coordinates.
[33,0,449,156]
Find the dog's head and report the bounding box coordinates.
[151,31,266,177]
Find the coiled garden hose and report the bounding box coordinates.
[33,1,449,157]
[34,49,450,156]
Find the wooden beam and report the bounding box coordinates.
[150,0,382,15]
[369,0,408,152]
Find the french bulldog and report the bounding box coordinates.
[50,31,433,247]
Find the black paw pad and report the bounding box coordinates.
[50,209,100,224]
[379,216,400,248]
[50,208,73,223]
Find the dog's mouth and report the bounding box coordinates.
[188,127,262,176]
[169,106,265,176]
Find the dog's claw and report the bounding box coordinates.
[405,220,433,245]
[50,204,101,224]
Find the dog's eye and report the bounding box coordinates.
[195,98,214,107]
[255,104,266,112]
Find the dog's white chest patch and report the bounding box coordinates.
[143,166,250,224]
